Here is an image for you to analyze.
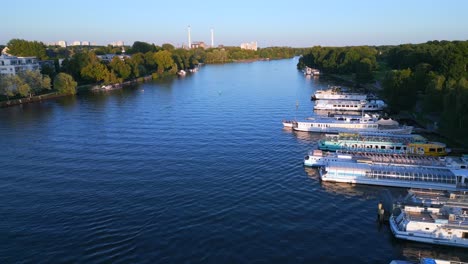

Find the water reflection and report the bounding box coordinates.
[0,101,55,128]
[397,242,468,262]
[304,167,382,199]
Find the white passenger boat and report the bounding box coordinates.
[282,114,413,134]
[319,161,468,191]
[389,192,468,248]
[304,149,468,169]
[318,133,448,156]
[314,99,386,111]
[311,86,369,101]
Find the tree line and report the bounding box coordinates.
[1,39,298,101]
[298,41,468,143]
[297,46,378,84]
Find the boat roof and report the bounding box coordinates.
[326,161,468,177]
[315,99,385,104]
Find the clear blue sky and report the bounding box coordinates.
[3,0,468,47]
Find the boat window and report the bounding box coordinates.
[381,146,385,149]
[396,146,401,150]
[437,148,444,152]
[429,148,436,152]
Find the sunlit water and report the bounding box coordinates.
[1,58,466,263]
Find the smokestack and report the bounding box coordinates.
[188,26,191,49]
[211,28,214,48]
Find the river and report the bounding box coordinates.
[0,58,466,263]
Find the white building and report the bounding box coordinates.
[0,54,40,75]
[57,40,67,48]
[240,41,258,51]
[71,41,81,46]
[82,41,90,46]
[111,41,124,47]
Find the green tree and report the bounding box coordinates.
[6,39,48,60]
[153,50,176,73]
[18,70,51,95]
[355,58,374,84]
[129,41,154,54]
[54,73,77,95]
[382,69,415,112]
[109,57,131,80]
[162,43,175,51]
[0,74,16,100]
[81,61,109,82]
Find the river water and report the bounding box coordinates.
[1,58,467,263]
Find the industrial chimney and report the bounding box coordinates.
[188,26,192,49]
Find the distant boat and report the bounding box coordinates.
[304,67,312,75]
[311,86,369,101]
[303,66,320,76]
[177,70,186,76]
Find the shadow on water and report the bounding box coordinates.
[0,101,55,128]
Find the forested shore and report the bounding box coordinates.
[298,40,468,145]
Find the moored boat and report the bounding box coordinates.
[389,191,468,248]
[177,70,186,76]
[283,114,413,134]
[319,161,468,191]
[311,86,369,101]
[314,99,386,111]
[304,149,468,168]
[318,133,448,156]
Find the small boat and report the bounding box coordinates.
[303,66,320,76]
[314,99,386,112]
[311,86,369,101]
[317,133,448,156]
[318,161,468,191]
[177,70,186,76]
[282,114,413,134]
[389,191,468,248]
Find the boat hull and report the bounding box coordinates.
[319,171,463,191]
[293,126,413,135]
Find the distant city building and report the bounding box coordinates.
[240,41,258,51]
[82,41,90,46]
[0,53,40,75]
[111,41,124,47]
[71,41,81,46]
[57,40,67,48]
[191,41,206,49]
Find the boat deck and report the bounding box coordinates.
[337,151,446,167]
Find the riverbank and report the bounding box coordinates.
[0,92,69,108]
[0,75,155,108]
